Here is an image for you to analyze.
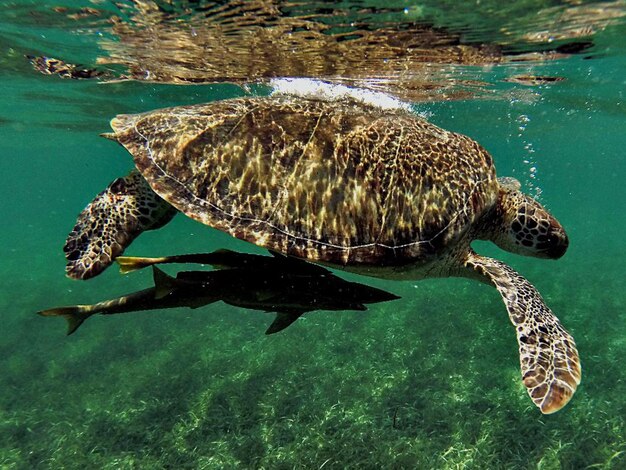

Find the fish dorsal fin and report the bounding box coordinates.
[152,266,177,300]
[265,310,306,335]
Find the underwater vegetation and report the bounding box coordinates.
[3,260,626,468]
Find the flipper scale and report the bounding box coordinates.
[64,170,176,280]
[465,252,581,414]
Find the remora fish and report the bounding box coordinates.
[39,250,399,335]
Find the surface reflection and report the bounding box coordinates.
[22,0,626,101]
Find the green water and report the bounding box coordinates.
[2,1,626,468]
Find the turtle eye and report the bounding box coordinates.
[109,177,127,194]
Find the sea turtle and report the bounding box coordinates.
[63,90,580,413]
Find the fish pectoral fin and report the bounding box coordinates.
[265,310,307,335]
[152,266,177,300]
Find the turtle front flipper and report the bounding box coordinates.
[64,170,176,280]
[464,252,581,414]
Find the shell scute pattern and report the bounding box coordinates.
[113,96,498,266]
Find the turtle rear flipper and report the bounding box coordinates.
[465,252,581,414]
[64,170,176,280]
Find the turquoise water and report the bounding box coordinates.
[2,1,626,468]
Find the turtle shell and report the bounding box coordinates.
[109,96,498,266]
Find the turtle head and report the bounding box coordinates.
[490,177,568,259]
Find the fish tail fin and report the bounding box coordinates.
[152,266,177,299]
[117,256,168,274]
[99,132,118,141]
[38,306,93,335]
